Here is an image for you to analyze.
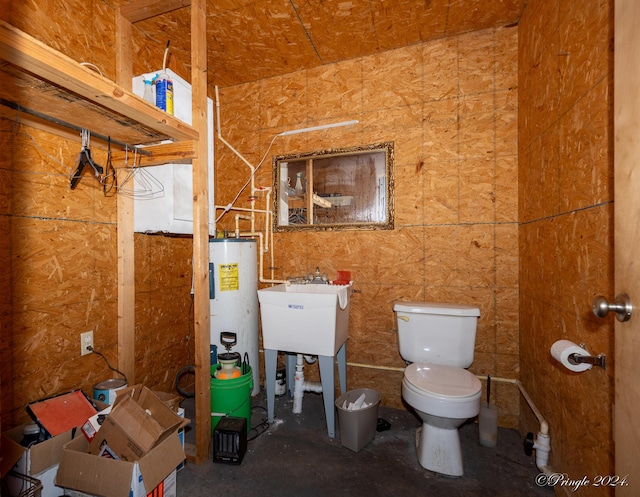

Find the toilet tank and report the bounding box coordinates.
[393,302,480,367]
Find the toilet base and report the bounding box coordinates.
[415,422,464,477]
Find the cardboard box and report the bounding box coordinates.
[56,430,184,497]
[88,385,188,462]
[0,428,24,478]
[1,424,74,497]
[152,391,182,413]
[142,468,176,497]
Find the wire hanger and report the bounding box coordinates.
[116,145,165,199]
[70,129,104,189]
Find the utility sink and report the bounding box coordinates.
[257,283,353,356]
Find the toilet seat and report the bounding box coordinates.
[402,363,481,419]
[404,363,481,399]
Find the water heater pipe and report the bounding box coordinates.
[237,231,286,285]
[235,214,251,237]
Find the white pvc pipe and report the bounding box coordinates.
[292,354,323,414]
[292,354,305,413]
[235,214,251,237]
[214,85,257,233]
[215,205,268,214]
[304,383,323,393]
[515,380,549,436]
[236,231,287,285]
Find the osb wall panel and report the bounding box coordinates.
[3,129,192,430]
[6,1,94,70]
[216,26,519,426]
[1,1,192,428]
[134,234,194,393]
[5,124,119,426]
[0,117,13,432]
[519,0,614,493]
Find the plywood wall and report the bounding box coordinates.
[215,26,520,427]
[0,116,12,435]
[0,1,193,429]
[519,0,615,490]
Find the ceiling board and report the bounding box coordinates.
[207,1,320,86]
[131,0,525,88]
[293,0,380,63]
[371,0,449,50]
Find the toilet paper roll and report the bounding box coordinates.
[550,340,593,372]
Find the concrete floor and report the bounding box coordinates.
[176,390,553,497]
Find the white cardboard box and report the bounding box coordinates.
[1,424,73,497]
[65,468,177,497]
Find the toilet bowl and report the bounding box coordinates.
[402,363,482,476]
[394,300,481,477]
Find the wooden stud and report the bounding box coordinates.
[115,7,133,90]
[114,9,136,386]
[190,0,211,465]
[117,172,136,385]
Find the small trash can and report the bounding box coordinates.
[335,388,380,452]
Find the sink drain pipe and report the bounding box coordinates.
[345,362,556,475]
[292,354,323,413]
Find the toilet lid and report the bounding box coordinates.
[404,363,481,398]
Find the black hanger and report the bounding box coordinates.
[70,130,103,189]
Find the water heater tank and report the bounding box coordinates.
[209,238,260,395]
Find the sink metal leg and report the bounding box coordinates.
[337,343,347,394]
[264,348,277,422]
[286,352,297,397]
[318,354,336,438]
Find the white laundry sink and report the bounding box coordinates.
[257,283,352,356]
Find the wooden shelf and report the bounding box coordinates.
[0,19,197,148]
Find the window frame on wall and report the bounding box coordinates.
[272,142,395,232]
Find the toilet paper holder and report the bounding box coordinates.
[568,344,606,370]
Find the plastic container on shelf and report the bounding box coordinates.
[155,71,174,115]
[142,79,154,104]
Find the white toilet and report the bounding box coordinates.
[394,301,482,477]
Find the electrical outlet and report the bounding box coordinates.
[80,331,93,356]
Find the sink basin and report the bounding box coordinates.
[257,283,352,356]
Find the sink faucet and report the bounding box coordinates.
[308,267,328,284]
